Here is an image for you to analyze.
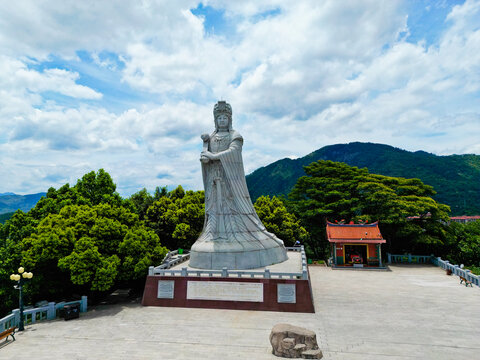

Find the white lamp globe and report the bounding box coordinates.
[18,267,25,274]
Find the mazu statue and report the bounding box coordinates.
[189,101,288,269]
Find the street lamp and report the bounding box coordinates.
[10,267,33,331]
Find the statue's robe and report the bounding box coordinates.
[189,130,288,269]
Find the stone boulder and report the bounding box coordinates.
[269,324,322,359]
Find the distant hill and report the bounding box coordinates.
[0,193,47,215]
[0,212,14,223]
[246,142,480,216]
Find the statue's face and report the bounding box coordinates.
[216,114,229,130]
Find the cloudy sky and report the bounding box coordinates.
[1,0,479,196]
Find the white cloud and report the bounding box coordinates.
[0,0,479,196]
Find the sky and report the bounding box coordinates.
[0,0,479,196]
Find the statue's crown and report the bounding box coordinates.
[213,100,232,118]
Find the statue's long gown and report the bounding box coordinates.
[189,130,288,269]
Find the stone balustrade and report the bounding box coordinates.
[0,296,87,331]
[149,246,308,280]
[387,253,479,287]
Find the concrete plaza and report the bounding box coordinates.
[1,265,479,359]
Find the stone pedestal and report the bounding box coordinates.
[143,248,313,313]
[142,274,314,313]
[189,241,287,270]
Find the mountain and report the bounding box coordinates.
[0,212,15,224]
[0,192,47,215]
[246,142,480,216]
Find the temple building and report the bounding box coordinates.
[327,221,386,268]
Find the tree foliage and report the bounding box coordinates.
[145,186,205,250]
[0,170,167,317]
[253,195,309,247]
[446,220,480,267]
[288,160,452,258]
[21,204,167,298]
[246,142,480,215]
[127,186,168,220]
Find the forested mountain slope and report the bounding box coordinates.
[246,142,480,215]
[0,193,46,214]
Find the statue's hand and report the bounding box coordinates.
[201,151,218,161]
[200,155,209,163]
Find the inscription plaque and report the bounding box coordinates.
[187,281,263,302]
[277,284,296,303]
[157,280,175,299]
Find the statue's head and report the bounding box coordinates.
[213,100,232,131]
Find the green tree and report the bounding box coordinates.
[27,169,122,223]
[0,222,24,316]
[289,160,451,258]
[21,203,167,299]
[0,170,171,316]
[146,186,205,250]
[0,210,38,316]
[75,169,121,206]
[446,220,480,267]
[253,196,309,247]
[128,188,154,220]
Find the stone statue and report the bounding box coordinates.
[189,101,288,269]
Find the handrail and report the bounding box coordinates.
[149,246,309,280]
[435,257,479,287]
[387,253,434,264]
[387,253,479,287]
[0,296,87,331]
[0,314,15,332]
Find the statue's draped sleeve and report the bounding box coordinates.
[191,126,287,269]
[202,131,262,220]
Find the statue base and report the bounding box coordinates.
[142,247,314,313]
[189,241,288,270]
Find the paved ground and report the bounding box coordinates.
[1,265,479,360]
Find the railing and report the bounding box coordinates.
[149,246,308,280]
[434,257,480,287]
[156,249,191,270]
[387,253,434,264]
[0,296,87,331]
[387,253,479,287]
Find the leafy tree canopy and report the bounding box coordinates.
[146,186,205,250]
[446,220,480,267]
[29,169,123,222]
[288,160,451,257]
[21,203,167,299]
[127,186,169,220]
[0,170,167,317]
[253,195,309,247]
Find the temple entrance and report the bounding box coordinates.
[344,244,367,265]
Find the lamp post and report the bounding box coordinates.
[10,267,33,331]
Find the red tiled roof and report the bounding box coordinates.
[326,221,385,243]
